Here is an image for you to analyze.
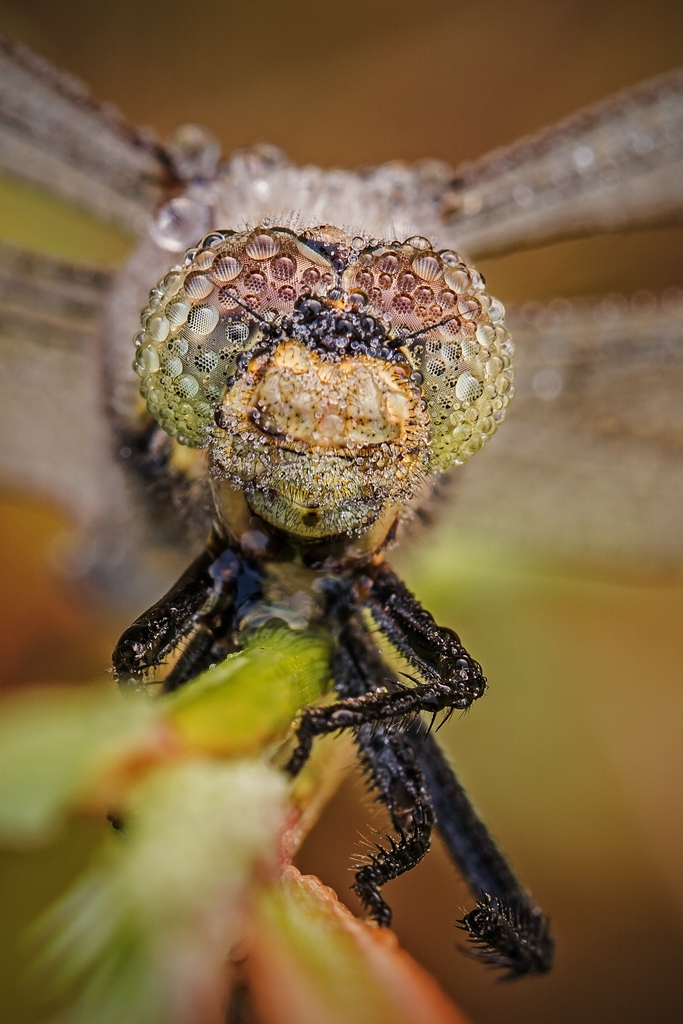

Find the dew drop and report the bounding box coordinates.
[412,254,441,281]
[194,350,220,374]
[455,371,484,402]
[167,123,221,181]
[225,320,250,344]
[213,256,242,282]
[444,267,470,293]
[185,273,214,300]
[167,299,191,327]
[177,374,200,398]
[405,235,431,250]
[187,303,220,335]
[163,355,184,378]
[246,232,280,260]
[135,346,160,376]
[150,197,211,252]
[272,255,296,280]
[147,315,170,342]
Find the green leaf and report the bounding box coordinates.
[0,686,155,843]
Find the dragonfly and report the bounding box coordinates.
[0,32,682,984]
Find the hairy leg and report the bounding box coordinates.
[406,721,554,978]
[112,530,263,690]
[292,604,554,978]
[331,620,435,927]
[285,565,486,775]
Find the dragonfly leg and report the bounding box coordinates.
[290,613,553,977]
[112,530,262,691]
[352,722,434,927]
[406,721,554,978]
[363,561,487,696]
[328,618,435,927]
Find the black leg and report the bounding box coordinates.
[112,530,263,691]
[405,722,554,978]
[289,598,553,979]
[285,562,485,774]
[364,562,485,694]
[330,619,436,928]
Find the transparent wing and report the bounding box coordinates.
[0,33,172,234]
[441,69,683,260]
[0,238,115,518]
[450,291,683,567]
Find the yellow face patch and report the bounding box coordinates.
[230,341,417,449]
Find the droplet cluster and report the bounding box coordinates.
[134,227,334,446]
[134,226,513,476]
[342,239,514,470]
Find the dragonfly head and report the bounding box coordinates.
[134,225,514,540]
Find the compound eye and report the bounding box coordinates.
[342,240,514,471]
[133,227,334,447]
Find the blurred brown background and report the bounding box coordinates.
[0,1,682,1022]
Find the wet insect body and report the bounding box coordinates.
[3,35,683,985]
[112,224,553,978]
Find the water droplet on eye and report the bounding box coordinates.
[397,271,417,292]
[213,256,242,282]
[444,267,470,293]
[184,273,214,300]
[476,323,496,345]
[456,371,484,402]
[167,299,191,327]
[163,272,184,296]
[163,355,183,378]
[225,320,250,344]
[194,250,216,271]
[194,350,219,374]
[134,345,160,376]
[150,197,211,252]
[488,298,506,322]
[278,284,297,302]
[200,232,227,249]
[302,267,320,287]
[405,235,431,250]
[380,253,400,274]
[187,303,219,335]
[458,297,481,319]
[272,255,296,280]
[378,273,393,290]
[168,336,188,356]
[412,254,441,281]
[147,315,170,342]
[167,123,221,181]
[440,250,463,267]
[177,374,200,398]
[246,232,280,260]
[414,286,434,306]
[392,293,414,313]
[245,271,267,291]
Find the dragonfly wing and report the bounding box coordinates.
[0,239,182,599]
[0,33,172,234]
[450,292,683,567]
[441,69,683,260]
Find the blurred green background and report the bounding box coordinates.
[0,1,682,1022]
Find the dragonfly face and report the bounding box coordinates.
[133,224,513,543]
[3,32,682,997]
